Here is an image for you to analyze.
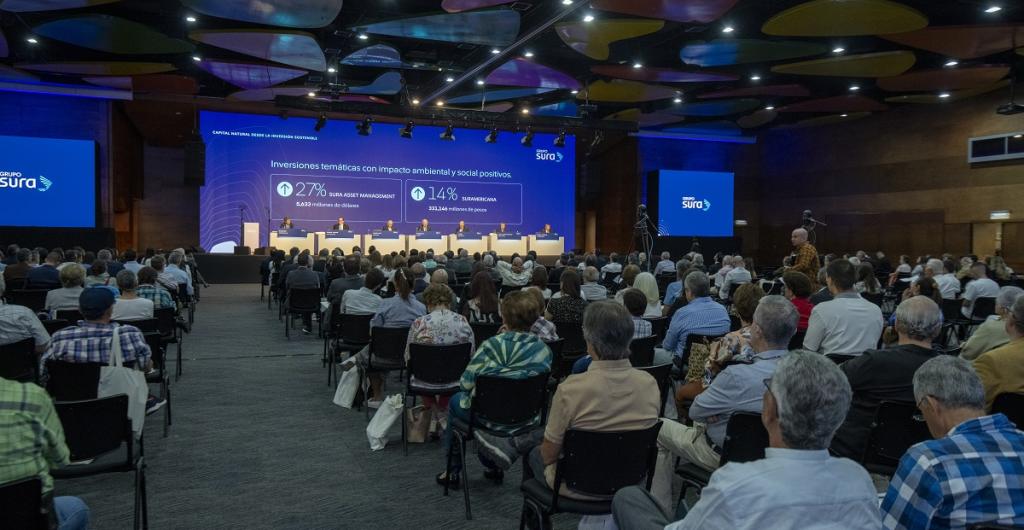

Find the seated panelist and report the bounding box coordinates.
[455,220,470,234]
[381,219,397,232]
[279,217,294,229]
[416,218,432,233]
[332,217,350,231]
[541,223,553,235]
[496,222,509,234]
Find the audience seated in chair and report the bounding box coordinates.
[972,295,1024,411]
[25,250,62,289]
[719,255,752,302]
[327,256,363,305]
[356,268,425,402]
[802,259,883,357]
[546,269,586,324]
[111,270,154,322]
[436,290,552,489]
[924,258,961,300]
[881,356,1024,529]
[579,266,608,302]
[653,252,675,277]
[961,262,1001,319]
[632,273,664,318]
[2,248,31,283]
[613,265,641,305]
[463,271,501,324]
[135,266,174,310]
[148,255,178,294]
[961,286,1023,360]
[572,288,653,374]
[494,256,532,288]
[659,271,730,368]
[831,296,942,460]
[613,352,880,529]
[285,254,323,334]
[663,261,693,307]
[781,271,814,332]
[0,375,91,530]
[0,280,50,352]
[650,295,797,510]
[518,287,558,342]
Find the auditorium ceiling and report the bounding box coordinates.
[1,0,1022,137]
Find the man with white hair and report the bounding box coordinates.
[785,228,818,285]
[973,295,1024,410]
[925,258,959,299]
[830,296,941,459]
[653,252,675,276]
[712,255,733,287]
[650,296,797,510]
[719,255,751,301]
[615,351,879,529]
[579,266,608,301]
[97,248,123,276]
[962,286,1023,360]
[881,356,1024,529]
[162,252,193,296]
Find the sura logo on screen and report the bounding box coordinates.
[0,171,52,192]
[535,149,564,163]
[681,196,711,212]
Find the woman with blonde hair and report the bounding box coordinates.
[631,272,663,317]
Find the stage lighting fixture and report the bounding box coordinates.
[400,121,414,139]
[356,116,372,136]
[439,123,455,141]
[484,127,499,144]
[521,128,534,147]
[314,113,327,132]
[554,130,567,148]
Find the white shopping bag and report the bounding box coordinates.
[579,514,617,530]
[97,325,148,436]
[333,366,360,409]
[366,394,404,451]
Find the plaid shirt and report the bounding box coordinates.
[0,377,69,494]
[529,317,559,342]
[881,414,1024,529]
[789,242,819,286]
[40,321,152,382]
[137,284,174,309]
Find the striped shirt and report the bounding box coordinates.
[0,377,69,494]
[881,414,1024,529]
[40,321,151,382]
[663,296,731,357]
[137,284,174,309]
[459,331,551,410]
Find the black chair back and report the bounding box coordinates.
[788,330,806,351]
[370,325,409,368]
[153,306,177,337]
[4,277,27,292]
[114,318,158,333]
[499,284,523,298]
[940,298,962,322]
[45,360,103,401]
[8,289,49,313]
[177,283,188,301]
[544,338,572,379]
[42,319,73,335]
[992,393,1024,429]
[473,372,549,426]
[862,292,884,308]
[628,335,657,366]
[636,363,672,416]
[861,401,931,475]
[339,313,374,344]
[971,297,997,320]
[408,342,472,385]
[725,282,743,301]
[55,309,83,322]
[0,338,36,383]
[287,287,321,312]
[0,477,44,530]
[553,321,586,355]
[643,316,668,341]
[54,395,132,463]
[470,321,502,348]
[719,412,769,465]
[555,423,662,499]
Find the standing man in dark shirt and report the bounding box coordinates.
[830,296,941,459]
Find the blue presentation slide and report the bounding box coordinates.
[199,111,576,251]
[657,170,734,237]
[0,135,96,228]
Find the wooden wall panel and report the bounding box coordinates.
[1001,222,1024,266]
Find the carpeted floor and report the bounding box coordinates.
[58,284,580,529]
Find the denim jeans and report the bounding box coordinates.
[443,391,499,474]
[54,496,90,530]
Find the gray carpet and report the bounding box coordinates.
[59,284,580,529]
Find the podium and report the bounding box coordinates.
[365,231,405,254]
[449,233,488,255]
[529,234,565,257]
[316,231,361,254]
[489,233,527,256]
[410,231,447,252]
[270,229,315,254]
[242,222,260,251]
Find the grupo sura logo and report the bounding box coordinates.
[0,171,51,192]
[535,149,564,163]
[276,181,294,197]
[681,196,712,212]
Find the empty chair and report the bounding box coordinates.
[0,338,37,383]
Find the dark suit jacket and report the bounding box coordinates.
[277,262,298,288]
[809,287,833,305]
[3,262,31,282]
[286,267,321,291]
[456,226,470,233]
[280,222,294,229]
[26,264,61,289]
[416,225,432,233]
[327,275,363,305]
[381,225,396,232]
[332,223,350,230]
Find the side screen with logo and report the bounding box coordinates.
[0,135,96,228]
[656,170,734,237]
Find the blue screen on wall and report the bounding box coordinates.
[0,135,96,228]
[656,170,734,237]
[199,111,576,251]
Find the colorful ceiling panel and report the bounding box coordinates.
[197,59,306,89]
[680,39,829,67]
[770,51,916,78]
[762,0,928,37]
[446,87,555,105]
[671,98,762,117]
[33,15,193,55]
[698,84,810,99]
[355,9,520,47]
[884,80,1010,104]
[486,58,580,90]
[450,102,516,113]
[638,112,684,128]
[590,0,739,24]
[0,0,119,12]
[556,19,664,61]
[347,71,403,95]
[883,25,1024,60]
[590,65,737,83]
[189,29,325,72]
[16,61,175,75]
[778,95,888,113]
[877,66,1010,92]
[227,87,387,103]
[580,79,677,103]
[441,0,512,13]
[662,121,743,136]
[341,44,401,69]
[533,100,578,117]
[737,109,778,129]
[604,108,640,121]
[179,0,342,28]
[83,74,198,94]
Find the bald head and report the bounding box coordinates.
[791,228,808,247]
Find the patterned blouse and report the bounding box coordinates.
[700,326,755,387]
[547,294,586,323]
[406,308,474,361]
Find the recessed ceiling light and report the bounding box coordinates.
[849,85,860,91]
[750,74,761,81]
[985,6,1002,13]
[26,37,38,44]
[722,26,735,34]
[307,91,316,97]
[673,97,682,103]
[840,113,849,117]
[357,33,369,40]
[445,76,455,83]
[583,14,595,22]
[185,15,197,22]
[1014,134,1023,139]
[765,106,775,110]
[476,79,485,86]
[562,0,573,4]
[945,60,959,67]
[938,92,951,99]
[832,47,846,54]
[632,62,643,69]
[491,48,501,54]
[327,67,336,73]
[521,108,530,115]
[435,101,445,107]
[570,89,579,94]
[524,51,534,58]
[191,55,201,61]
[411,98,420,105]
